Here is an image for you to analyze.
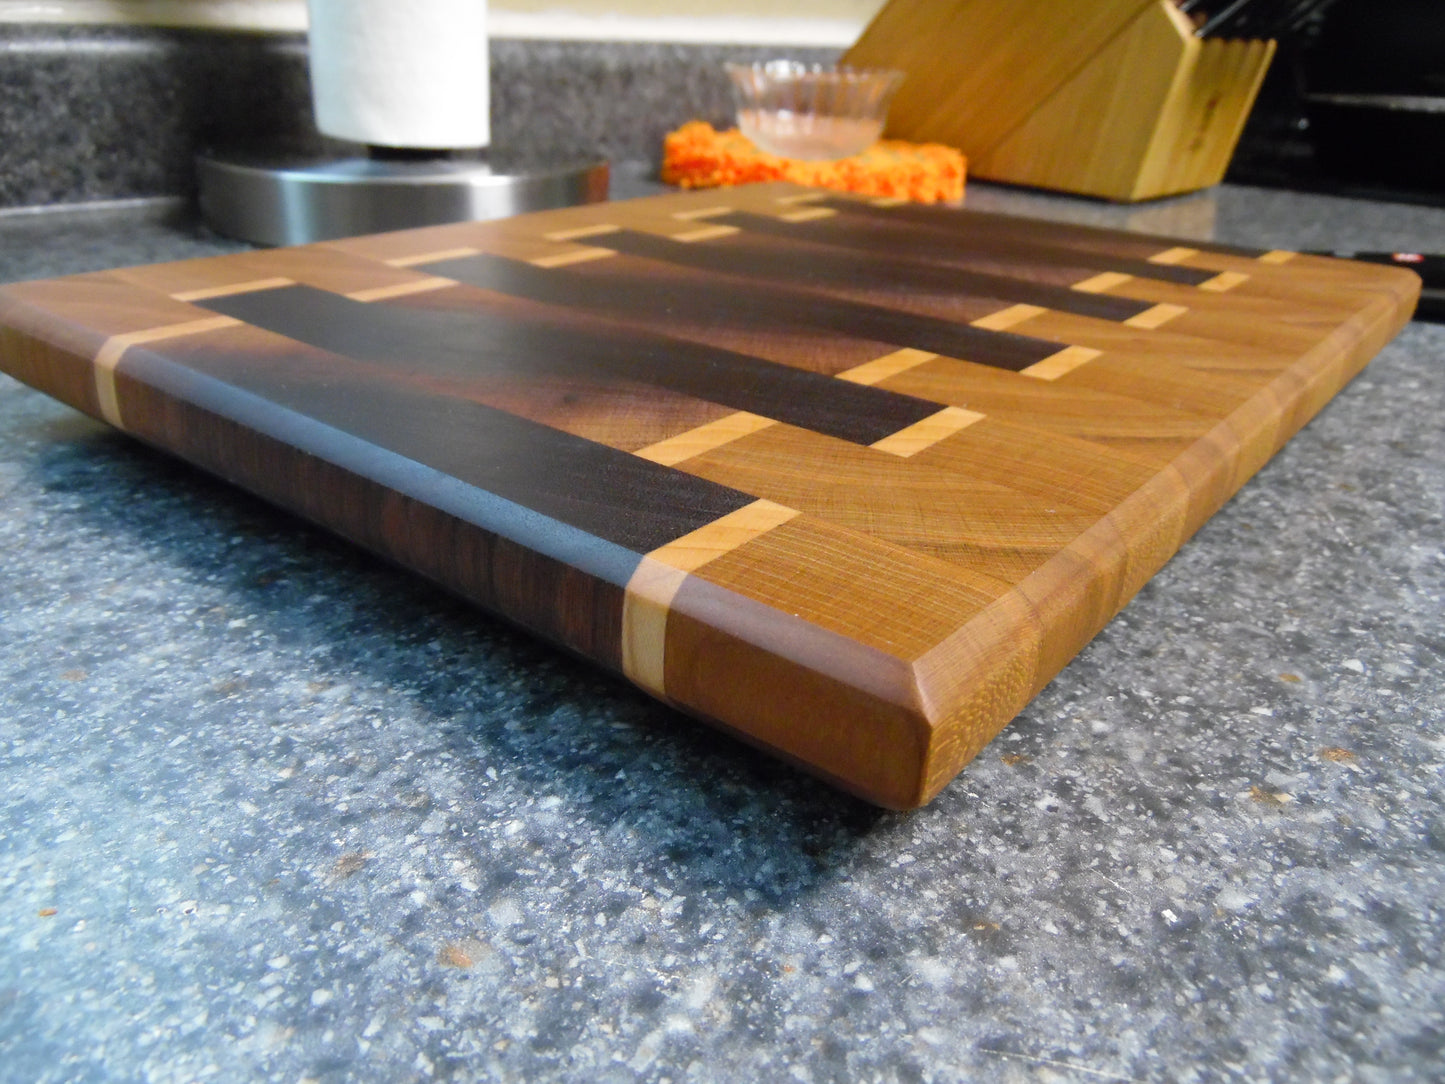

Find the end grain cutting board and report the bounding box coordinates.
[0,184,1418,807]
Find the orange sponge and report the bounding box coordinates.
[662,120,966,204]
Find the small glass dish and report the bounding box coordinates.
[724,60,905,161]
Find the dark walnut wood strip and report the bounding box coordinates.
[154,321,758,560]
[721,206,1396,353]
[196,283,945,449]
[713,210,1219,287]
[588,229,1155,324]
[417,251,1062,374]
[404,250,895,378]
[819,194,1271,260]
[203,285,1094,582]
[820,192,1418,314]
[109,341,640,669]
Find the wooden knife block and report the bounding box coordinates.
[844,0,1276,202]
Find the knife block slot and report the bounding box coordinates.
[845,0,1276,202]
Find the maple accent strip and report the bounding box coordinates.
[620,560,689,696]
[543,224,621,242]
[622,499,799,695]
[1073,271,1133,293]
[424,249,1059,375]
[780,207,838,223]
[671,206,733,221]
[171,277,296,302]
[1199,271,1250,293]
[92,316,242,428]
[1149,246,1198,265]
[673,224,740,243]
[1259,250,1297,265]
[529,247,616,268]
[346,277,456,303]
[385,247,478,268]
[837,347,940,386]
[1021,344,1102,381]
[649,498,800,574]
[971,303,1046,331]
[597,226,1152,324]
[1124,303,1187,329]
[634,411,777,467]
[871,405,984,457]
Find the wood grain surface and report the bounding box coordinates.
[0,182,1419,807]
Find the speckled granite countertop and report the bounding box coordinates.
[2,178,1443,1083]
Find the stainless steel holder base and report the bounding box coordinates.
[197,149,610,246]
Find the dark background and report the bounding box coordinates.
[1223,0,1445,202]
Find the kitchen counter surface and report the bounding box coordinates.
[2,178,1442,1083]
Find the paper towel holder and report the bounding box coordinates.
[197,144,609,247]
[197,0,608,245]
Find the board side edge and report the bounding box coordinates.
[910,272,1420,805]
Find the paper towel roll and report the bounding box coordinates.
[307,0,490,150]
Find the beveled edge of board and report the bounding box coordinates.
[902,266,1419,805]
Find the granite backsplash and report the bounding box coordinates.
[0,24,837,211]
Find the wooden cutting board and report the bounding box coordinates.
[0,184,1418,807]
